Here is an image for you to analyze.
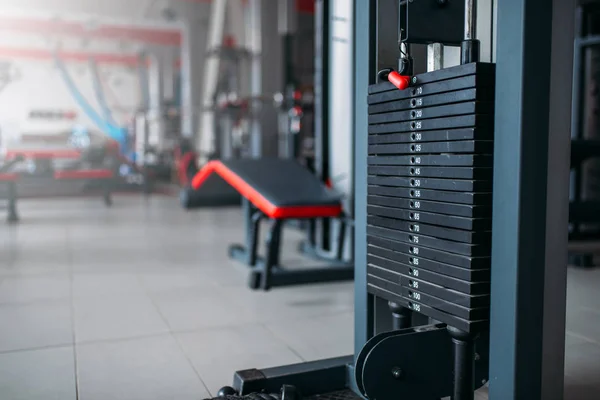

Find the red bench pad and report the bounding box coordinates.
[191,159,343,219]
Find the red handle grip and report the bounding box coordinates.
[388,71,410,90]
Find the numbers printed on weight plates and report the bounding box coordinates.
[410,291,421,301]
[412,87,423,96]
[411,190,421,198]
[410,212,420,221]
[410,302,422,312]
[411,133,422,142]
[410,201,421,209]
[410,246,419,255]
[411,98,423,108]
[411,144,422,152]
[411,110,423,119]
[409,235,419,244]
[410,224,420,233]
[409,267,419,277]
[411,157,421,165]
[411,121,422,130]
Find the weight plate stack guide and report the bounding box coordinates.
[366,62,495,334]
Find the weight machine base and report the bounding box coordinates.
[232,356,355,397]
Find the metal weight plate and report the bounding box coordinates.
[369,101,494,125]
[368,63,495,98]
[368,254,491,295]
[367,285,489,333]
[367,245,490,282]
[368,154,493,167]
[368,128,494,145]
[367,265,490,308]
[367,275,489,320]
[368,140,494,156]
[367,244,489,277]
[368,185,492,206]
[368,165,493,180]
[368,195,492,218]
[368,87,495,114]
[365,216,491,243]
[368,235,491,269]
[368,114,492,135]
[367,205,492,231]
[367,220,492,256]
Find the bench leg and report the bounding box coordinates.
[248,212,262,266]
[336,219,347,261]
[103,179,113,207]
[252,219,283,291]
[7,182,18,223]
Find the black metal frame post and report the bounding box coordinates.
[489,0,574,399]
[352,0,377,375]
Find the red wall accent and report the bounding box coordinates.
[0,17,182,46]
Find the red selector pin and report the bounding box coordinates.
[387,71,410,90]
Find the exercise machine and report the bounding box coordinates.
[569,2,600,267]
[191,158,353,290]
[203,0,574,398]
[2,141,116,210]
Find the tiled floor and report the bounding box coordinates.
[0,196,599,399]
[0,196,353,400]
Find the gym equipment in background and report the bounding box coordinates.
[191,158,353,290]
[569,2,600,267]
[2,137,116,209]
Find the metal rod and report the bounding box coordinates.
[464,0,477,40]
[448,327,475,400]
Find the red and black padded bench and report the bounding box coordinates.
[191,158,354,290]
[0,156,24,223]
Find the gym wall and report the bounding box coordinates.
[0,33,144,144]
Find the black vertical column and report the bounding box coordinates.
[489,0,574,398]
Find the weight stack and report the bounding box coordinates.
[365,62,495,334]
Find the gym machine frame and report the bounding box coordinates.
[216,0,574,399]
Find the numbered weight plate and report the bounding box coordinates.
[367,205,491,231]
[368,185,492,205]
[367,223,491,257]
[369,62,495,95]
[368,235,490,269]
[368,140,493,156]
[368,274,490,320]
[367,284,489,334]
[368,195,491,218]
[368,175,493,192]
[368,242,488,276]
[369,128,493,145]
[368,254,490,295]
[369,101,494,125]
[368,165,493,180]
[369,114,492,135]
[369,154,493,167]
[368,87,494,115]
[367,244,490,282]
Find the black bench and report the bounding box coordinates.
[191,158,354,290]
